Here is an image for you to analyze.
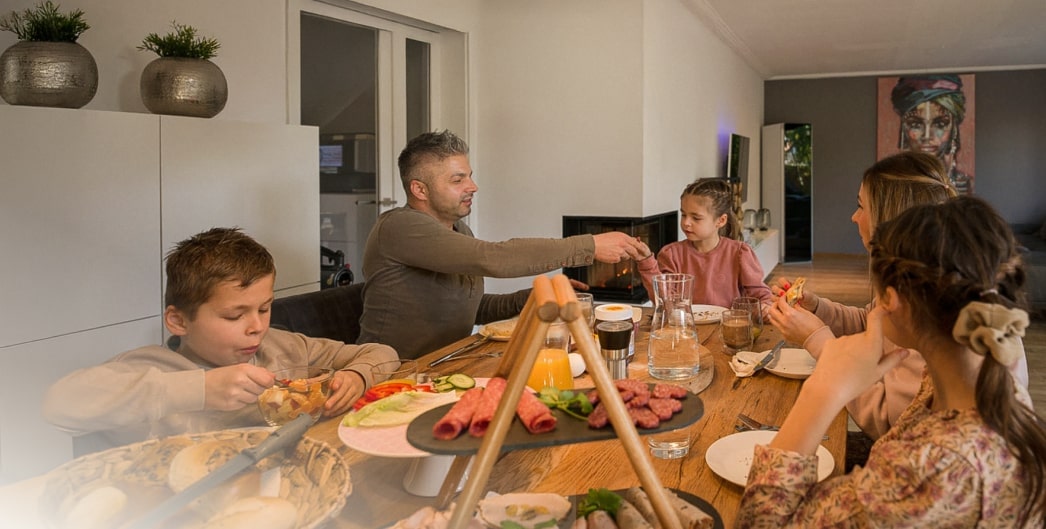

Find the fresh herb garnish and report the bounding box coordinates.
[576,488,622,519]
[537,387,593,420]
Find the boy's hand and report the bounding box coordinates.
[204,364,274,411]
[324,370,366,417]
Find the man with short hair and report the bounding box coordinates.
[358,130,647,358]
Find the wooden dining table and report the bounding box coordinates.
[306,315,847,528]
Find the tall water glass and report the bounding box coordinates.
[731,296,763,342]
[647,273,700,380]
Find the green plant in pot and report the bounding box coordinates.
[138,22,227,118]
[0,0,97,108]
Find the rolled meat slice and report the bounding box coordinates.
[432,386,484,440]
[516,387,557,434]
[469,376,506,437]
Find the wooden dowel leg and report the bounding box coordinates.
[567,317,682,529]
[434,455,472,510]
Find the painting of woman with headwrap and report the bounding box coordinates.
[877,74,975,195]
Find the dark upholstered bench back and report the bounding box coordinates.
[270,282,364,344]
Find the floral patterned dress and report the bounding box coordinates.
[736,373,1038,528]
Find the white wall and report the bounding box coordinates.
[642,0,765,219]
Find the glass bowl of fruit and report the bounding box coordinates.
[258,366,334,427]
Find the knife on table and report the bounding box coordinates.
[428,335,489,368]
[126,413,314,529]
[751,340,785,375]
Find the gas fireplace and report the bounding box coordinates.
[563,212,678,303]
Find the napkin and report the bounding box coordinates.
[728,350,772,378]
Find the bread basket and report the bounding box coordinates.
[39,428,351,529]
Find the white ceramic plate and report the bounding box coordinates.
[691,304,728,324]
[479,318,518,341]
[765,348,817,379]
[338,379,488,458]
[705,430,834,487]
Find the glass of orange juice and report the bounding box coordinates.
[526,321,574,392]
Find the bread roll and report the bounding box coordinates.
[586,510,619,529]
[63,485,128,529]
[664,489,714,529]
[126,435,194,484]
[202,496,297,529]
[168,438,251,492]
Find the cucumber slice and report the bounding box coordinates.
[447,373,476,389]
[433,382,455,392]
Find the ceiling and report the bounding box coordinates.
[687,0,1046,79]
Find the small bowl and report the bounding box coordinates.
[258,367,334,427]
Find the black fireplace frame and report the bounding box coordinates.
[563,212,678,303]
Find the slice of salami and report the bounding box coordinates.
[652,383,687,399]
[628,406,661,429]
[468,376,506,437]
[516,388,557,434]
[647,397,677,420]
[431,386,484,440]
[587,402,609,429]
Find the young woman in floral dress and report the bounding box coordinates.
[738,196,1046,527]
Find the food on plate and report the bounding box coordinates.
[201,496,297,529]
[537,387,594,421]
[585,381,687,429]
[258,370,333,426]
[343,390,457,428]
[615,499,653,529]
[432,386,484,440]
[431,373,477,392]
[482,318,518,339]
[784,277,807,307]
[621,487,713,529]
[352,380,421,410]
[389,503,485,529]
[469,377,507,437]
[586,510,618,529]
[516,388,557,434]
[432,377,559,440]
[477,492,572,529]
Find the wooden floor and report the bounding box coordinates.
[766,254,1046,412]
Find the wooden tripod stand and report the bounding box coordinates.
[439,274,682,529]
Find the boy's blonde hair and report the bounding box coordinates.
[164,227,275,319]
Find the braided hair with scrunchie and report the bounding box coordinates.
[870,196,1045,526]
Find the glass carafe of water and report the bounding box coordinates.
[648,273,700,380]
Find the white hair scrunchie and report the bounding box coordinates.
[952,301,1028,367]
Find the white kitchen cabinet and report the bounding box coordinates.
[0,106,318,483]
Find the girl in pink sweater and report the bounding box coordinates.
[638,178,772,309]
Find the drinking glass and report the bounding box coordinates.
[371,359,418,384]
[527,321,574,391]
[719,309,753,354]
[576,292,595,328]
[648,274,700,380]
[731,296,763,342]
[648,426,691,459]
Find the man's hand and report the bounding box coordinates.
[203,364,274,411]
[324,370,366,417]
[593,232,649,263]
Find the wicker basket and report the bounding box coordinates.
[38,428,351,529]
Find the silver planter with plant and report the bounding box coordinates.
[0,1,97,108]
[138,22,226,118]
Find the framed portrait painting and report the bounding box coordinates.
[876,74,975,195]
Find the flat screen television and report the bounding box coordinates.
[727,133,751,201]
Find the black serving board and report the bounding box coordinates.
[405,386,703,455]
